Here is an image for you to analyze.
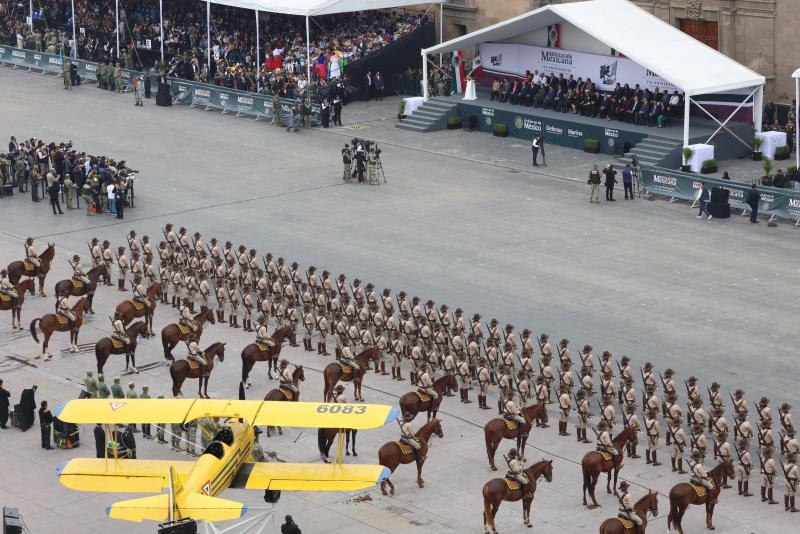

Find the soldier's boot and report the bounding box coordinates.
[722,475,731,489]
[218,310,225,323]
[446,384,455,397]
[651,451,661,466]
[481,395,491,410]
[583,428,591,444]
[335,347,342,358]
[630,444,640,459]
[761,486,768,502]
[785,496,790,511]
[247,320,255,332]
[768,488,778,504]
[671,458,677,472]
[321,342,330,356]
[666,432,671,445]
[396,368,404,381]
[410,371,417,385]
[738,481,743,495]
[463,389,472,404]
[391,368,397,380]
[290,333,299,347]
[374,362,381,375]
[742,481,752,496]
[563,422,571,436]
[618,390,623,405]
[189,301,195,313]
[677,458,686,474]
[790,497,798,512]
[646,450,652,464]
[234,316,241,329]
[380,361,389,375]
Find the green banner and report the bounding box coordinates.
[640,166,800,222]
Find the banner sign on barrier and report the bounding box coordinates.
[0,45,319,125]
[640,165,800,222]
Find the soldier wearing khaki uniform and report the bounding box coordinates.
[557,384,572,436]
[761,447,779,504]
[457,353,471,403]
[575,389,591,443]
[670,417,688,474]
[477,358,491,410]
[227,282,241,328]
[735,437,754,496]
[784,452,799,512]
[116,247,129,292]
[644,408,661,465]
[390,331,405,382]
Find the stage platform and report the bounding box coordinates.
[436,89,754,166]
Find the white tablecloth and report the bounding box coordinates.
[403,96,425,117]
[756,131,787,159]
[463,79,477,100]
[687,144,714,173]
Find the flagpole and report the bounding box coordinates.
[206,1,211,77]
[255,9,260,93]
[305,15,311,91]
[71,0,77,58]
[159,0,164,63]
[115,0,120,62]
[29,0,33,30]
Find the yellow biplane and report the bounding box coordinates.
[54,398,397,523]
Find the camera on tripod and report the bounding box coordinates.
[351,138,381,156]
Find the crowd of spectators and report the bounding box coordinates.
[2,135,136,217]
[1,0,426,100]
[489,71,685,128]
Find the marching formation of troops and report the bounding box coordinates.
[18,224,798,522]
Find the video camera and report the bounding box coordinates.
[351,138,381,156]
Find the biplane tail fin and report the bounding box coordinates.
[105,493,247,523]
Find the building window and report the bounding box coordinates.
[455,23,467,37]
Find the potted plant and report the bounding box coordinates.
[493,123,508,138]
[700,159,717,174]
[397,99,406,120]
[752,136,763,161]
[788,165,797,181]
[681,146,694,172]
[447,116,462,130]
[761,157,773,186]
[774,144,790,160]
[583,138,600,154]
[462,115,477,132]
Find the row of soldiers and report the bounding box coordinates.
[86,224,800,509]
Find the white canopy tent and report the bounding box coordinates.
[422,0,765,149]
[66,0,443,88]
[791,68,800,168]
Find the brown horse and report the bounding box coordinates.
[240,325,293,386]
[317,427,358,462]
[667,459,734,533]
[29,297,88,358]
[322,347,380,402]
[114,283,161,335]
[399,373,457,421]
[482,459,554,533]
[378,417,443,496]
[263,366,305,437]
[169,341,226,398]
[94,321,150,375]
[581,425,636,508]
[160,307,216,362]
[54,264,107,314]
[599,490,659,534]
[8,243,54,296]
[0,279,34,329]
[484,403,546,471]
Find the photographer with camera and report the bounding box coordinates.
[342,144,353,183]
[354,142,367,183]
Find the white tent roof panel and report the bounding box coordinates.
[209,0,441,17]
[423,0,763,96]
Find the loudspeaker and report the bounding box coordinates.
[3,507,22,534]
[709,202,730,219]
[156,81,172,107]
[613,140,631,155]
[710,186,729,204]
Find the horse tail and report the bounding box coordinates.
[161,328,172,360]
[29,318,40,343]
[241,348,249,383]
[482,490,492,529]
[667,496,677,531]
[581,462,591,495]
[484,424,496,466]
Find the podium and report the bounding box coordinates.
[155,76,172,107]
[463,79,477,100]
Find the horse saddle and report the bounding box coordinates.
[112,339,125,350]
[278,385,295,401]
[503,478,521,491]
[128,300,145,311]
[255,342,269,352]
[394,441,414,456]
[0,294,10,302]
[598,451,613,462]
[178,324,190,335]
[187,359,201,373]
[23,260,35,272]
[71,278,84,289]
[504,419,518,431]
[616,517,634,530]
[689,483,707,499]
[338,362,353,376]
[414,391,431,405]
[55,314,70,325]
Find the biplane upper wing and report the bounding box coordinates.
[230,462,391,492]
[56,399,398,430]
[56,458,196,493]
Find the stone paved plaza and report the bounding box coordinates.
[0,68,797,533]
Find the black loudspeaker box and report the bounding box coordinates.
[3,507,22,534]
[158,519,197,534]
[710,186,729,204]
[709,202,730,219]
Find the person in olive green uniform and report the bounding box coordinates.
[170,422,183,450]
[139,386,151,438]
[125,382,138,432]
[84,371,97,398]
[63,57,72,90]
[34,31,43,52]
[15,157,26,193]
[183,419,197,454]
[155,395,167,443]
[198,417,219,450]
[272,92,281,127]
[96,374,111,398]
[110,377,124,399]
[114,64,123,93]
[63,174,75,209]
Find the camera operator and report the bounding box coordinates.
[367,146,379,185]
[342,144,353,183]
[354,142,367,183]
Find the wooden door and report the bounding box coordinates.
[679,19,719,50]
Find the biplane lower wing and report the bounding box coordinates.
[57,459,196,493]
[231,462,391,492]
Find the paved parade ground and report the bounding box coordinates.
[0,68,798,534]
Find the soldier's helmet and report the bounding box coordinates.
[280,359,288,366]
[507,448,518,458]
[584,344,593,353]
[179,227,186,233]
[691,450,702,461]
[334,384,345,393]
[621,355,630,364]
[560,338,569,345]
[92,237,99,244]
[73,254,80,262]
[618,480,629,491]
[26,237,33,244]
[598,420,608,430]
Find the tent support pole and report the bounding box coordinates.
[703,87,758,144]
[115,0,120,61]
[796,78,799,169]
[306,15,311,94]
[159,0,164,63]
[439,2,443,68]
[255,9,260,93]
[206,1,211,76]
[683,96,690,147]
[71,0,77,58]
[753,85,763,132]
[422,51,428,101]
[29,0,33,29]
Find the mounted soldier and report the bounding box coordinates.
[417,363,438,401]
[70,255,90,286]
[25,237,41,269]
[255,314,275,348]
[617,480,642,533]
[399,412,423,460]
[689,450,715,492]
[110,317,130,357]
[132,275,151,310]
[0,269,18,307]
[186,336,208,377]
[278,359,299,397]
[596,420,618,461]
[504,448,531,497]
[179,298,198,333]
[57,294,75,324]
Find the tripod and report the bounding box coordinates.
[376,157,387,184]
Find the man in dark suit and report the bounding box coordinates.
[747,185,761,223]
[362,71,372,101]
[0,379,9,429]
[373,71,384,101]
[600,94,612,119]
[637,99,651,125]
[94,423,105,458]
[39,400,53,449]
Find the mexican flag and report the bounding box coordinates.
[471,55,483,79]
[450,50,465,94]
